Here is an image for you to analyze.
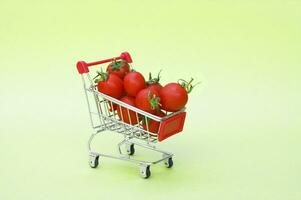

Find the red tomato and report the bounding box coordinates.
[148,84,163,94]
[142,111,165,134]
[135,88,160,114]
[117,96,139,125]
[97,73,124,99]
[124,71,146,97]
[108,90,127,112]
[146,71,163,93]
[106,60,130,79]
[160,83,188,112]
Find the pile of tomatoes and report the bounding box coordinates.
[94,59,196,134]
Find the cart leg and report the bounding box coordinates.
[117,138,135,156]
[140,164,151,179]
[163,154,174,168]
[126,143,135,156]
[89,152,100,168]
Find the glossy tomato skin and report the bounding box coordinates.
[142,111,165,134]
[106,61,130,79]
[108,86,127,112]
[97,74,124,99]
[117,96,139,125]
[147,83,163,94]
[124,71,146,97]
[135,88,160,114]
[160,83,188,112]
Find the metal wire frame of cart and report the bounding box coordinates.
[77,52,186,178]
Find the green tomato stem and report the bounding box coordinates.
[178,78,201,94]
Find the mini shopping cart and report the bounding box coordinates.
[76,52,187,178]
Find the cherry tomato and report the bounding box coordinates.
[142,111,165,134]
[148,84,163,94]
[106,60,130,79]
[124,71,146,97]
[160,83,188,112]
[146,71,163,93]
[97,73,124,99]
[135,88,160,114]
[117,96,139,125]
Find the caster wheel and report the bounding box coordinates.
[164,157,173,168]
[126,144,135,156]
[140,165,151,179]
[89,154,99,168]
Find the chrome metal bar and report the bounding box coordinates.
[82,75,95,128]
[93,92,103,129]
[80,70,180,174]
[92,152,152,166]
[151,155,172,164]
[86,87,185,121]
[130,140,173,155]
[117,139,128,155]
[88,132,98,151]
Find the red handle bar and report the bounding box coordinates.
[76,52,132,74]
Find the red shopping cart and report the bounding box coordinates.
[76,52,186,178]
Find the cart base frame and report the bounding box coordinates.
[87,130,174,178]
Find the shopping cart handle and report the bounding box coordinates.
[77,52,132,74]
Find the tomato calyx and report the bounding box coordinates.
[110,59,128,71]
[146,70,162,85]
[177,78,200,94]
[147,90,161,111]
[93,70,109,83]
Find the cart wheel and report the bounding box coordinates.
[126,144,135,156]
[89,154,99,168]
[140,165,151,179]
[164,157,173,168]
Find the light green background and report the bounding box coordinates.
[0,0,300,200]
